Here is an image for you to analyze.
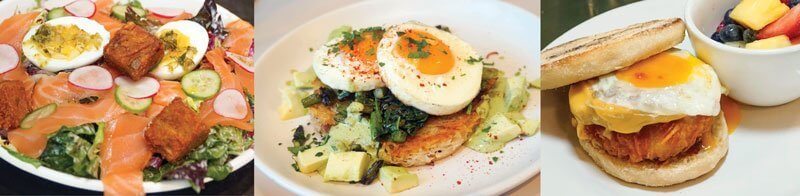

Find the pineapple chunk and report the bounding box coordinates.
[746,35,792,49]
[730,0,789,30]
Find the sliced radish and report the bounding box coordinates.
[0,44,19,74]
[43,0,77,10]
[149,7,184,18]
[69,65,113,90]
[65,0,96,18]
[226,51,254,73]
[114,76,160,98]
[213,89,248,120]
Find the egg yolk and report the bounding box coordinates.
[615,51,702,88]
[159,30,197,71]
[338,30,383,64]
[394,30,454,75]
[25,24,102,61]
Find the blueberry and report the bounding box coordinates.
[719,24,744,42]
[791,0,800,7]
[711,32,723,43]
[723,9,735,24]
[743,29,757,43]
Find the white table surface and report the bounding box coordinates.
[253,0,540,195]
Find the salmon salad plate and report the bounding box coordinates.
[0,0,254,194]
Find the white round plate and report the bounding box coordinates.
[254,0,540,195]
[542,0,800,195]
[0,0,253,193]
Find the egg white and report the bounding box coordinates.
[591,50,722,116]
[377,21,482,116]
[151,20,209,80]
[22,16,110,72]
[312,35,384,92]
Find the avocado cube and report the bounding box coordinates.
[730,0,789,30]
[323,151,371,182]
[519,119,540,136]
[278,86,308,120]
[486,114,523,143]
[505,75,530,112]
[296,146,329,173]
[379,166,419,193]
[292,68,317,89]
[318,162,327,176]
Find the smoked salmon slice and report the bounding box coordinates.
[223,20,254,56]
[199,48,253,131]
[8,93,126,157]
[0,12,39,93]
[145,81,187,118]
[91,14,124,36]
[0,12,39,52]
[94,0,115,16]
[100,113,151,196]
[233,63,254,95]
[148,12,193,25]
[32,73,109,108]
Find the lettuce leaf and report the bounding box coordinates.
[38,123,104,178]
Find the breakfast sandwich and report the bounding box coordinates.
[541,18,729,186]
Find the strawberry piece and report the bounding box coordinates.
[758,5,800,39]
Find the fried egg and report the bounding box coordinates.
[592,49,722,116]
[22,16,110,72]
[151,20,209,80]
[312,27,385,92]
[377,22,482,115]
[569,49,723,134]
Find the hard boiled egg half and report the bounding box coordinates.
[22,16,110,72]
[377,22,483,116]
[151,20,209,80]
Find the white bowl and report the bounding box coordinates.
[686,0,800,106]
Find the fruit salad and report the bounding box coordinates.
[710,0,800,49]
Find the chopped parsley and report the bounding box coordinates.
[407,51,430,59]
[466,56,483,65]
[315,152,324,157]
[481,126,491,133]
[327,26,385,54]
[379,62,385,67]
[405,37,431,59]
[491,157,499,162]
[435,25,451,33]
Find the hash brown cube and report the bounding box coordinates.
[145,99,208,162]
[104,22,164,80]
[0,80,31,135]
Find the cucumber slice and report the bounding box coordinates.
[111,5,147,21]
[181,70,221,99]
[47,7,70,20]
[115,87,152,113]
[20,103,57,129]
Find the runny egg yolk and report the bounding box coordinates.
[340,31,382,63]
[394,30,454,75]
[615,51,703,88]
